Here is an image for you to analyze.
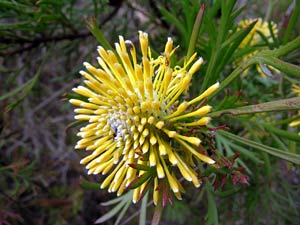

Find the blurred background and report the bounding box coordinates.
[1,0,299,224]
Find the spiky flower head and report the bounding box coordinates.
[289,84,300,130]
[238,18,278,48]
[236,18,279,77]
[70,31,219,205]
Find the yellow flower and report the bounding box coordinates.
[235,18,279,77]
[289,84,300,130]
[70,31,219,205]
[291,84,300,96]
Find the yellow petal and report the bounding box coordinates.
[188,82,220,105]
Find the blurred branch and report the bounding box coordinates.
[0,3,123,56]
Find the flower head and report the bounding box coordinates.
[289,84,300,130]
[235,18,279,77]
[70,31,219,205]
[238,18,277,48]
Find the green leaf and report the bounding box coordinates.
[3,46,52,111]
[95,191,133,224]
[263,123,300,142]
[214,187,240,198]
[95,199,127,224]
[128,163,152,171]
[219,130,300,165]
[186,4,205,59]
[283,0,300,44]
[84,17,112,50]
[79,177,100,190]
[139,192,149,225]
[209,97,300,117]
[115,200,131,225]
[125,171,153,190]
[205,182,219,225]
[255,56,300,78]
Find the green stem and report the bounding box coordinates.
[151,203,163,225]
[208,96,300,117]
[270,35,300,57]
[85,17,113,50]
[264,0,274,21]
[186,4,205,59]
[209,58,255,99]
[283,0,300,44]
[255,56,300,78]
[219,130,300,164]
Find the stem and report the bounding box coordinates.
[186,4,205,59]
[271,35,300,57]
[283,0,300,44]
[255,56,300,78]
[151,203,163,225]
[264,0,274,21]
[208,96,300,117]
[208,58,255,99]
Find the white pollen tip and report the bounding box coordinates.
[79,159,85,164]
[172,161,178,166]
[195,183,202,188]
[132,199,137,204]
[150,162,156,167]
[87,170,93,175]
[208,159,216,165]
[158,174,165,179]
[83,62,90,67]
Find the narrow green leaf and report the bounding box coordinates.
[209,97,300,117]
[159,7,186,38]
[84,17,112,50]
[101,191,133,206]
[95,200,127,224]
[186,4,205,59]
[219,130,300,164]
[79,177,100,190]
[214,187,240,198]
[125,171,153,190]
[283,0,300,44]
[205,182,219,225]
[4,46,52,111]
[128,163,152,171]
[139,192,149,225]
[255,56,300,78]
[0,76,35,101]
[221,19,257,49]
[115,200,131,225]
[263,123,300,142]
